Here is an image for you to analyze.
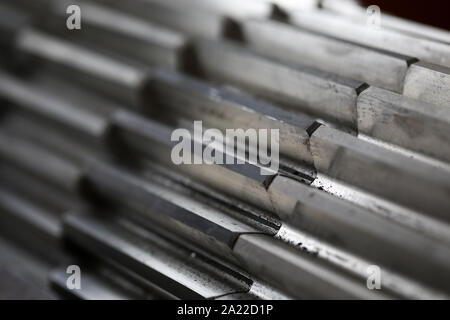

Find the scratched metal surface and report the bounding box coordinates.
[0,0,449,300]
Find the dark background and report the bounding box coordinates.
[360,0,450,31]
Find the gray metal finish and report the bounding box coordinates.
[83,159,264,262]
[275,224,449,299]
[192,38,367,129]
[0,112,273,262]
[148,68,318,166]
[16,29,148,107]
[0,70,111,140]
[321,0,450,44]
[0,130,82,192]
[0,72,292,216]
[0,236,58,300]
[233,234,389,299]
[112,110,282,214]
[143,0,274,20]
[310,126,450,222]
[0,186,62,261]
[268,176,450,292]
[63,213,252,299]
[49,265,152,300]
[90,0,231,39]
[289,10,450,67]
[45,0,188,70]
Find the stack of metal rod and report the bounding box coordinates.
[0,0,449,300]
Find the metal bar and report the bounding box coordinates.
[63,213,252,299]
[358,86,450,163]
[148,68,318,167]
[192,38,368,129]
[15,29,148,107]
[267,175,450,292]
[233,233,390,299]
[289,10,450,67]
[310,125,450,222]
[44,0,189,70]
[49,265,147,300]
[240,18,415,93]
[0,130,82,192]
[83,159,267,263]
[403,61,450,107]
[321,0,450,44]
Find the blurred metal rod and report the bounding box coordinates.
[63,213,252,299]
[0,130,82,192]
[141,0,275,20]
[321,0,450,44]
[44,0,189,70]
[0,73,300,218]
[49,265,159,300]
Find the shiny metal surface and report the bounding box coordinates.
[310,126,450,222]
[289,10,450,67]
[241,18,415,93]
[403,61,450,106]
[192,38,367,129]
[0,0,449,300]
[358,86,450,162]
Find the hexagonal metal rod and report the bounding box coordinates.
[289,10,450,67]
[240,18,416,93]
[233,233,390,299]
[267,175,450,292]
[310,125,450,222]
[403,61,450,107]
[192,38,367,129]
[148,68,319,167]
[44,0,189,70]
[63,212,252,299]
